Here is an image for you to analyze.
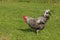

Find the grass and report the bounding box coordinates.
[0,2,60,40]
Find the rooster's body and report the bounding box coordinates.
[23,9,51,35]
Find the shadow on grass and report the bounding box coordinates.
[17,28,35,33]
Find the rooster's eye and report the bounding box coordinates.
[46,12,48,14]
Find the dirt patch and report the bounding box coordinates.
[0,35,11,40]
[53,3,60,5]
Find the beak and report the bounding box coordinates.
[49,12,51,15]
[49,9,54,15]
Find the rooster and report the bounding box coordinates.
[23,9,51,35]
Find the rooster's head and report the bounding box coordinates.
[44,9,51,17]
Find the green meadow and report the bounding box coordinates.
[0,1,60,40]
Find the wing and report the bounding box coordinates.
[28,19,37,26]
[27,18,38,29]
[36,16,46,24]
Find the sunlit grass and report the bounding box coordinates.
[0,2,60,40]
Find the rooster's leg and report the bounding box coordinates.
[36,30,40,35]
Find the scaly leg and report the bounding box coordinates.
[36,30,40,35]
